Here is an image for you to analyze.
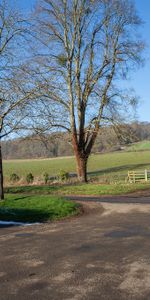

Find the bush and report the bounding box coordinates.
[58,170,69,182]
[26,173,34,184]
[10,173,20,183]
[43,172,49,184]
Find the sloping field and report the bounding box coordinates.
[127,140,150,151]
[3,150,150,182]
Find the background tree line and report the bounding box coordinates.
[2,122,150,159]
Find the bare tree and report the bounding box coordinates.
[32,0,144,182]
[0,1,35,200]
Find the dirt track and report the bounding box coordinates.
[0,199,150,300]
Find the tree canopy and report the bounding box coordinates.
[29,0,144,181]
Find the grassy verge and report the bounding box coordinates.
[5,182,150,196]
[0,194,79,223]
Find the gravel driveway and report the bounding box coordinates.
[0,200,150,300]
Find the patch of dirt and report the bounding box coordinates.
[77,201,104,214]
[127,189,150,197]
[101,203,150,216]
[119,260,150,296]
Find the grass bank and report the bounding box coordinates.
[0,195,79,223]
[5,182,150,196]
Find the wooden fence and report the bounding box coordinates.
[128,170,150,183]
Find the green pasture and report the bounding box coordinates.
[3,157,76,181]
[3,150,150,182]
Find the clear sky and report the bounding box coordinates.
[15,0,150,122]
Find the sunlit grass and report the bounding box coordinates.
[3,150,150,182]
[0,194,79,223]
[5,182,150,196]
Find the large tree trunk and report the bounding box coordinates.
[0,141,4,200]
[72,125,99,183]
[72,131,88,182]
[76,154,88,182]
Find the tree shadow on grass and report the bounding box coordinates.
[0,207,51,228]
[4,185,60,194]
[58,163,150,182]
[88,163,150,177]
[13,196,30,201]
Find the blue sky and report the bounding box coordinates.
[15,0,150,122]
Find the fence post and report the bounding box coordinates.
[145,169,148,182]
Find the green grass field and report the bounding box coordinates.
[3,150,150,182]
[0,195,79,223]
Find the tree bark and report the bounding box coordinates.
[76,154,88,182]
[72,131,88,182]
[0,141,4,200]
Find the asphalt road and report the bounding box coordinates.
[0,200,150,300]
[66,194,150,204]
